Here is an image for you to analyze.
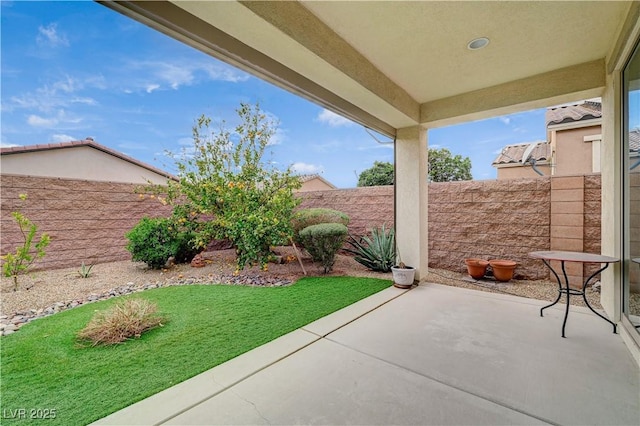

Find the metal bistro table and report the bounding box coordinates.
[529,251,620,338]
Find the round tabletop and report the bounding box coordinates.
[529,251,620,263]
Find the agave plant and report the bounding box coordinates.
[345,224,396,272]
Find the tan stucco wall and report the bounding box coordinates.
[0,147,169,185]
[298,178,335,192]
[600,73,621,325]
[553,125,601,176]
[395,126,428,278]
[496,165,552,180]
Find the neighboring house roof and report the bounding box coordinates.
[492,141,551,166]
[630,129,640,152]
[297,173,337,189]
[0,138,176,180]
[546,99,602,126]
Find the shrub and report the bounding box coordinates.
[174,230,199,264]
[299,223,348,274]
[77,298,166,346]
[345,224,395,272]
[292,208,350,243]
[125,217,177,269]
[1,194,51,291]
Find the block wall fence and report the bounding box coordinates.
[1,174,602,281]
[299,174,602,282]
[0,175,172,270]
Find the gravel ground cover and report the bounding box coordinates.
[1,248,613,335]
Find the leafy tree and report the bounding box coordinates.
[428,148,472,182]
[164,103,301,271]
[357,161,394,186]
[356,148,472,186]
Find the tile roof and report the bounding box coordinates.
[492,141,551,166]
[298,173,321,182]
[297,173,337,188]
[546,99,602,126]
[630,129,640,152]
[0,138,176,180]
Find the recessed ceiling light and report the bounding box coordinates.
[467,37,490,50]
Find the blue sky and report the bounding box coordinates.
[1,1,549,187]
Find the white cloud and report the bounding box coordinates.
[27,114,58,127]
[203,63,250,83]
[156,63,194,89]
[26,110,83,129]
[124,60,249,93]
[268,127,286,146]
[51,134,76,143]
[0,142,20,148]
[316,109,353,127]
[499,116,511,125]
[8,75,100,113]
[291,162,324,174]
[37,23,69,48]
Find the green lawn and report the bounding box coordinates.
[0,276,390,425]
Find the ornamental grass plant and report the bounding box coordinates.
[77,298,166,346]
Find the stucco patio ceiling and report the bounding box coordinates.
[100,1,635,137]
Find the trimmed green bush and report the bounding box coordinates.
[125,217,178,269]
[174,230,199,264]
[345,224,396,272]
[126,218,200,268]
[299,223,348,273]
[292,208,350,243]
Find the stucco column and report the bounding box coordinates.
[600,73,621,321]
[395,126,428,279]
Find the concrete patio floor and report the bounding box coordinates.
[95,283,639,426]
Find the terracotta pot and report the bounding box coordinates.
[489,259,517,282]
[465,258,489,279]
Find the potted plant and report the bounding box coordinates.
[464,258,488,279]
[391,247,415,289]
[489,259,517,282]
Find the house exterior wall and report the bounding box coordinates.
[496,164,552,180]
[298,177,335,192]
[0,146,169,185]
[553,124,601,176]
[0,174,172,271]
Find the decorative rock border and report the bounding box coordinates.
[0,273,292,336]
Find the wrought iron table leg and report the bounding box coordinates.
[580,263,617,334]
[560,261,570,338]
[540,259,563,317]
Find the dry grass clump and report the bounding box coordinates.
[77,298,166,346]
